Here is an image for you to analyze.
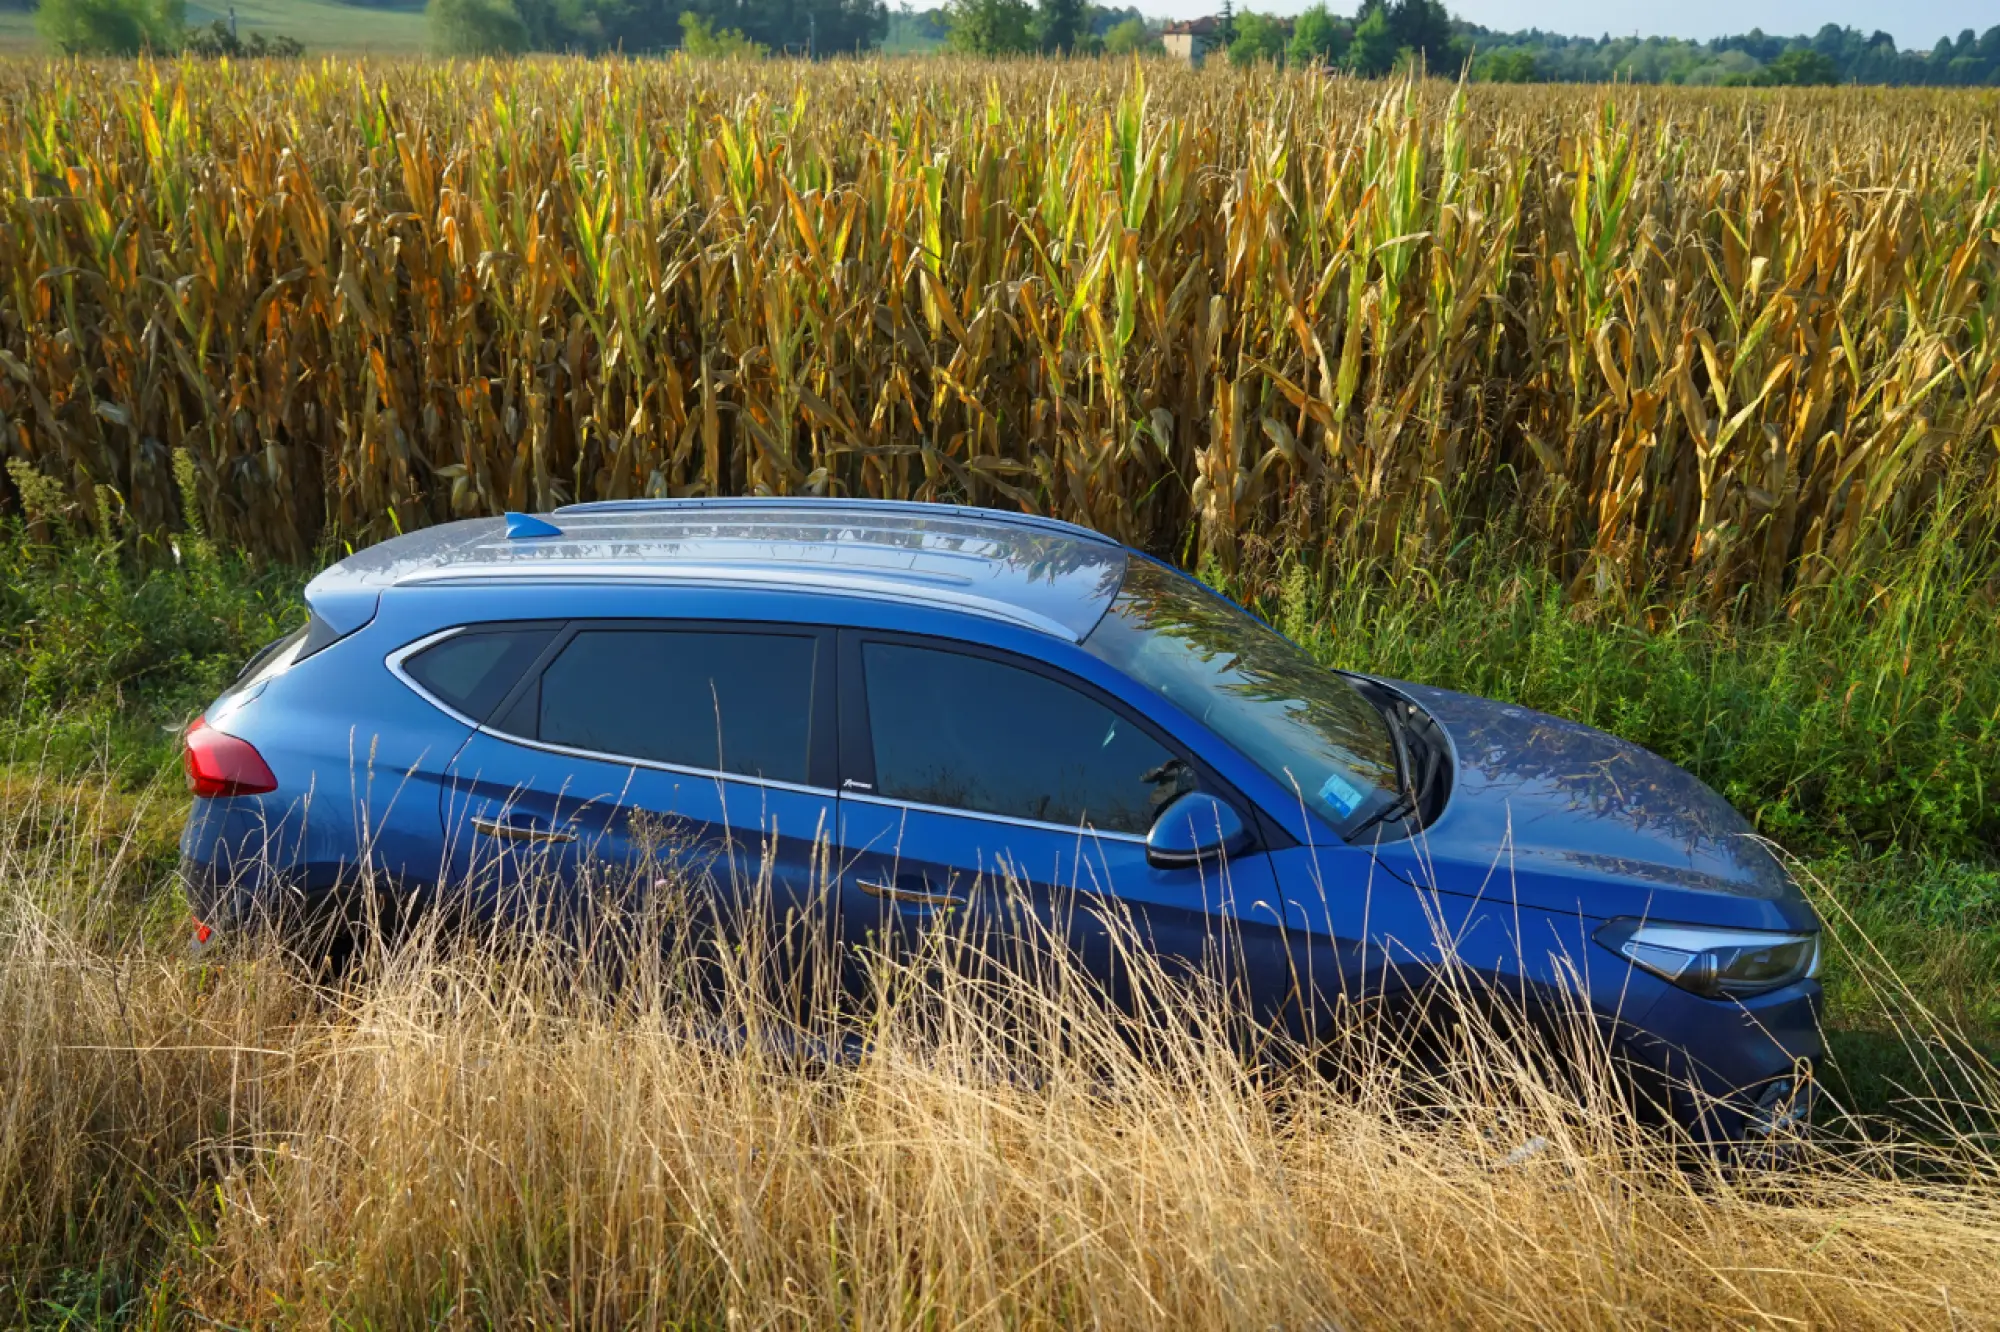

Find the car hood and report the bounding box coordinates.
[1367,682,1816,933]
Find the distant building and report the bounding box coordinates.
[1163,17,1223,67]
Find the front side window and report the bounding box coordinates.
[860,642,1178,835]
[1083,557,1399,832]
[535,629,816,784]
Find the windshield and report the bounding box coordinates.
[1084,557,1400,832]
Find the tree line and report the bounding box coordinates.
[429,0,889,56]
[18,0,2000,86]
[924,0,2000,87]
[1464,21,2000,85]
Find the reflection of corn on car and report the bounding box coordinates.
[181,497,1822,1145]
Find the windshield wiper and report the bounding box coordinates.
[1345,785,1416,842]
[1345,689,1425,842]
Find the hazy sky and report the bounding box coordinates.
[1141,0,1989,50]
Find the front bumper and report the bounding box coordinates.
[1619,977,1825,1145]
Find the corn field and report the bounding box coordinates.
[0,58,1996,606]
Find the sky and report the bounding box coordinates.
[1137,0,1990,50]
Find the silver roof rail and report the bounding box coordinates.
[549,497,1119,548]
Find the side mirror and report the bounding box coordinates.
[1147,791,1255,869]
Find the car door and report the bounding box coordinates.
[435,620,839,966]
[833,630,1294,1022]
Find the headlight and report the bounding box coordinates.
[1594,919,1821,999]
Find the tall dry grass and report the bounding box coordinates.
[0,60,1995,608]
[5,759,2000,1327]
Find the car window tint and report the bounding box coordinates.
[404,628,556,724]
[862,642,1177,835]
[538,630,815,783]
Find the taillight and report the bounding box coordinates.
[183,716,278,798]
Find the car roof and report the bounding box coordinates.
[305,499,1133,642]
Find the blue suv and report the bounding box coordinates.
[180,499,1822,1141]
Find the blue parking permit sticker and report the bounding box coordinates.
[1318,771,1365,817]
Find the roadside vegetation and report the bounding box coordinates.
[5,638,2000,1324]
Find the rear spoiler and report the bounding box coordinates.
[302,570,381,640]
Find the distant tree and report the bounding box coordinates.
[1286,3,1347,66]
[511,0,600,50]
[1215,0,1233,47]
[1031,0,1080,51]
[1386,0,1447,58]
[1474,47,1537,81]
[1033,0,1084,51]
[678,9,766,55]
[1346,4,1395,74]
[1761,47,1838,84]
[1686,48,1760,84]
[1226,10,1283,65]
[1101,15,1157,55]
[945,0,1033,53]
[36,0,181,54]
[1086,4,1142,38]
[429,0,528,52]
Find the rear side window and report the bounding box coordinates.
[860,642,1178,835]
[536,629,816,784]
[403,627,557,724]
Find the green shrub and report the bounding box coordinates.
[1101,17,1157,55]
[1242,514,2000,859]
[1226,11,1284,66]
[677,10,765,58]
[428,0,529,55]
[944,0,1034,55]
[35,0,182,55]
[0,518,305,774]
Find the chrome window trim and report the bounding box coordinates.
[839,788,1150,845]
[391,622,1151,825]
[385,626,488,730]
[471,727,837,799]
[391,622,833,797]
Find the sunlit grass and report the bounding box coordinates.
[3,754,1999,1326]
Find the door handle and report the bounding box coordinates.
[471,814,577,844]
[857,878,963,908]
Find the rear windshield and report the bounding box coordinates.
[1083,558,1398,832]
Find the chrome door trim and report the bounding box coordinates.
[473,729,838,800]
[838,789,1149,845]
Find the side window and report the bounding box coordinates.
[536,629,816,784]
[861,642,1179,835]
[402,627,557,724]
